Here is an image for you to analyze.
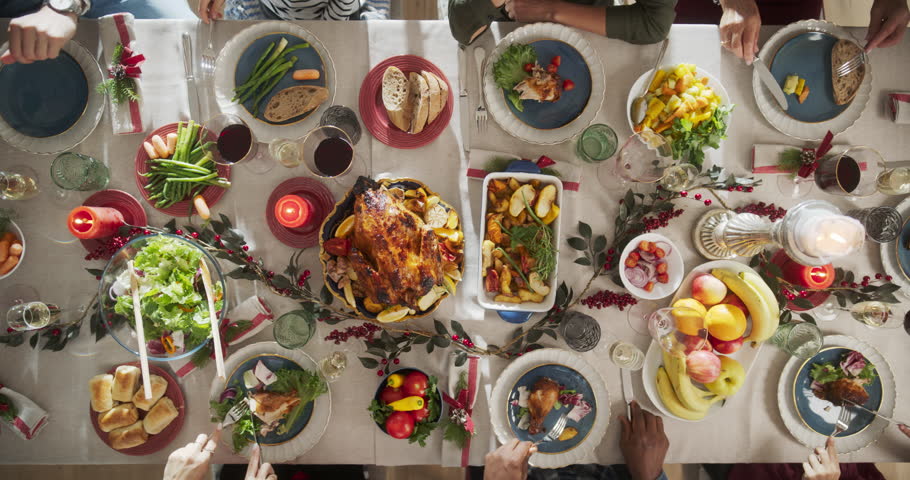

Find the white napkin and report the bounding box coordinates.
[886,92,910,124]
[441,354,481,467]
[0,384,48,440]
[751,144,850,174]
[468,148,582,192]
[99,13,149,135]
[175,296,274,377]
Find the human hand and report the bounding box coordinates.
[619,401,668,480]
[197,0,226,24]
[163,426,222,480]
[865,0,910,51]
[718,0,761,65]
[899,423,910,439]
[245,444,276,480]
[1,6,78,65]
[483,439,536,480]
[802,436,840,480]
[503,0,558,23]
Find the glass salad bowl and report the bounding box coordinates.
[98,234,227,361]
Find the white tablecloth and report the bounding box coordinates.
[0,19,909,466]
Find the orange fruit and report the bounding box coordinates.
[704,304,747,341]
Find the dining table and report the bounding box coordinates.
[0,17,909,467]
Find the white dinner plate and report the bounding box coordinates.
[880,195,910,298]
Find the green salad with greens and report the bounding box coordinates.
[112,236,223,353]
[493,43,537,112]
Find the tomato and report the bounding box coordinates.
[546,64,558,74]
[523,63,534,73]
[379,386,405,405]
[385,411,415,439]
[484,268,500,293]
[439,243,457,262]
[550,55,561,67]
[402,371,429,397]
[324,237,351,256]
[411,405,430,422]
[562,79,575,91]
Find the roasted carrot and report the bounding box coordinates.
[292,69,320,81]
[0,240,9,263]
[1,232,15,243]
[0,255,18,276]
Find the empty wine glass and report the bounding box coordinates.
[647,306,707,355]
[599,132,696,192]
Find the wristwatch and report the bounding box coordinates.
[46,0,91,16]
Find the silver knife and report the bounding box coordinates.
[458,47,471,154]
[631,39,669,125]
[753,56,788,111]
[621,367,634,418]
[846,400,907,426]
[182,33,201,121]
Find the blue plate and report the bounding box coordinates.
[793,347,881,437]
[234,33,326,125]
[895,215,910,281]
[224,353,314,446]
[503,41,591,130]
[0,52,88,138]
[769,32,849,123]
[507,364,596,454]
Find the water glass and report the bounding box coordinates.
[268,138,302,168]
[609,341,644,370]
[769,322,822,359]
[272,310,315,349]
[51,153,110,191]
[559,311,601,352]
[318,351,347,382]
[6,302,61,331]
[320,105,362,146]
[846,207,901,243]
[575,124,617,163]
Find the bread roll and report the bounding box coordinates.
[382,66,411,132]
[89,374,114,413]
[422,71,441,125]
[408,72,430,135]
[426,71,448,124]
[109,421,148,450]
[263,85,329,123]
[112,365,140,402]
[132,375,168,411]
[831,40,864,105]
[99,403,140,433]
[143,397,179,435]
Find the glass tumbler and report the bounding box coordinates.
[272,310,316,349]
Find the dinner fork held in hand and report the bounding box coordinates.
[536,410,571,445]
[200,20,217,77]
[832,406,853,436]
[220,401,248,428]
[473,46,488,131]
[835,52,866,78]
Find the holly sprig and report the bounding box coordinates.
[443,371,474,448]
[0,394,17,422]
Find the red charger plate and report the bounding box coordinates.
[770,249,831,311]
[359,55,453,149]
[89,362,186,456]
[79,189,147,260]
[266,177,334,249]
[134,123,231,217]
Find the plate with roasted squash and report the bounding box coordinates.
[319,176,464,322]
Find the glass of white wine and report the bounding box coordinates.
[318,351,347,382]
[849,301,903,329]
[0,166,39,200]
[876,166,910,195]
[6,302,61,331]
[268,138,302,168]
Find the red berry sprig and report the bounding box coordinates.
[641,208,685,232]
[734,202,787,221]
[580,290,638,311]
[324,322,382,344]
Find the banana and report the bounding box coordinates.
[739,270,781,319]
[663,351,722,412]
[656,366,708,421]
[711,268,777,343]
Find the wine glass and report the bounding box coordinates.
[849,301,904,329]
[814,146,886,198]
[777,174,815,198]
[301,125,365,185]
[0,166,39,200]
[6,302,62,331]
[599,132,696,192]
[203,113,273,174]
[647,306,708,355]
[876,166,910,195]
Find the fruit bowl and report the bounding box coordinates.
[370,368,443,442]
[0,220,25,280]
[619,233,683,300]
[98,234,227,361]
[642,260,774,421]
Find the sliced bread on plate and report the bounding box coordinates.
[831,40,865,106]
[422,71,442,125]
[382,66,412,132]
[428,71,449,117]
[408,72,430,134]
[263,85,329,123]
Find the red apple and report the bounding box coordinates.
[686,350,722,383]
[682,334,711,354]
[720,293,750,318]
[709,334,744,355]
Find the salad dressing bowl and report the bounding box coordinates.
[99,234,227,361]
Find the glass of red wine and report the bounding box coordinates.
[814,146,885,198]
[301,125,361,183]
[203,113,273,174]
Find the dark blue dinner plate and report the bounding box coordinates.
[234,33,326,125]
[0,51,88,138]
[503,40,591,130]
[769,32,849,123]
[225,353,314,446]
[507,364,596,454]
[794,347,881,437]
[895,215,910,281]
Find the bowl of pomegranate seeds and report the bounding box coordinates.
[618,233,683,300]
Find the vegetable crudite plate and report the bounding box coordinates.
[483,22,604,145]
[208,342,332,463]
[214,21,336,142]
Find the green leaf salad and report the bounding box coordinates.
[493,44,537,112]
[113,236,223,352]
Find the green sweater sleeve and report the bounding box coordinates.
[601,0,677,45]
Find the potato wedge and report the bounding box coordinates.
[535,184,557,218]
[528,272,551,296]
[509,184,536,217]
[500,268,512,295]
[518,289,545,303]
[508,178,521,191]
[494,294,523,303]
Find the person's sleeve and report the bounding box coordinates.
[603,0,677,44]
[323,0,360,19]
[655,472,669,480]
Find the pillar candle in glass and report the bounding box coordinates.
[67,206,125,239]
[274,194,312,229]
[793,211,865,261]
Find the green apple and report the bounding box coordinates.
[705,355,745,397]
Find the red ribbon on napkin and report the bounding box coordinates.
[797,130,835,178]
[442,356,479,467]
[112,14,143,133]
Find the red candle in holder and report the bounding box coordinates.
[781,261,835,289]
[274,194,312,229]
[67,206,125,239]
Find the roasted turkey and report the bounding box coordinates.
[528,377,560,435]
[348,177,444,309]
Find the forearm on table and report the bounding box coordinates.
[603,0,677,44]
[551,2,607,36]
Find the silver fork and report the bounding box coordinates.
[220,401,248,428]
[200,20,217,77]
[473,46,488,131]
[833,406,853,436]
[835,52,866,78]
[536,410,571,445]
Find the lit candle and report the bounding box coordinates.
[67,206,125,239]
[795,212,865,260]
[274,194,312,229]
[781,261,835,289]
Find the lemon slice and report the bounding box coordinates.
[377,305,410,323]
[424,204,448,228]
[444,265,463,282]
[443,276,458,295]
[335,215,355,238]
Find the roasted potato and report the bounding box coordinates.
[518,289,545,303]
[508,178,521,191]
[509,184,536,217]
[494,294,522,303]
[487,214,504,244]
[500,268,512,295]
[535,185,557,218]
